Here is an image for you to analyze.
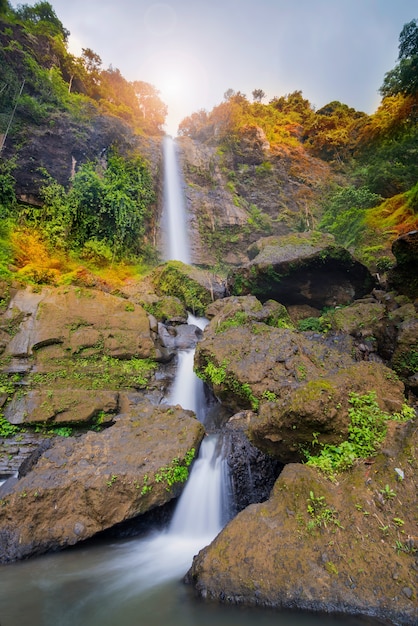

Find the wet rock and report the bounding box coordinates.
[227,231,375,308]
[223,413,283,513]
[0,403,205,562]
[187,421,418,625]
[388,231,418,299]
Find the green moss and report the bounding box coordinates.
[198,356,259,410]
[393,347,418,378]
[215,311,249,333]
[152,261,211,316]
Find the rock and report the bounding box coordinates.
[187,420,418,625]
[234,125,270,166]
[204,295,293,330]
[157,322,203,351]
[0,285,170,428]
[195,302,406,463]
[388,231,418,299]
[151,261,224,315]
[247,360,405,462]
[4,389,119,425]
[222,414,283,513]
[0,403,205,562]
[227,231,376,308]
[4,285,156,360]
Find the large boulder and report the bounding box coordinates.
[4,285,156,360]
[187,420,418,625]
[0,286,168,431]
[0,403,205,562]
[388,231,418,299]
[195,296,406,463]
[227,232,376,309]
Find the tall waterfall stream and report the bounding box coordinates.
[0,137,378,626]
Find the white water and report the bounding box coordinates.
[162,136,190,263]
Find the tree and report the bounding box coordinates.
[380,19,418,97]
[0,0,11,15]
[132,81,167,134]
[252,89,265,102]
[15,1,69,40]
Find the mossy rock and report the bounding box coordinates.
[229,231,375,308]
[151,261,220,316]
[140,295,187,323]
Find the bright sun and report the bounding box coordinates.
[157,71,188,101]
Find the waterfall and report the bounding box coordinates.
[115,134,232,586]
[162,136,190,263]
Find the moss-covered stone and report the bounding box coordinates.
[228,231,375,308]
[187,419,418,625]
[151,261,221,315]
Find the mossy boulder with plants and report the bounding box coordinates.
[0,403,205,562]
[228,231,375,309]
[204,294,294,333]
[187,413,417,625]
[246,361,406,463]
[0,285,163,435]
[151,261,224,316]
[195,300,407,462]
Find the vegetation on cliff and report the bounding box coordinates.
[0,1,166,286]
[179,19,418,270]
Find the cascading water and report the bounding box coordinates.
[162,136,190,264]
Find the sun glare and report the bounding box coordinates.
[158,72,188,100]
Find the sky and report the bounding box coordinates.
[11,0,418,135]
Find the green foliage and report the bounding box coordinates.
[406,180,418,213]
[380,19,418,97]
[0,413,20,437]
[319,185,382,249]
[80,239,113,267]
[155,448,196,491]
[29,355,157,390]
[202,359,228,385]
[305,392,413,475]
[306,491,342,531]
[22,150,155,260]
[297,317,324,332]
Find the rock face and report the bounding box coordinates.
[0,285,167,429]
[227,232,375,309]
[388,231,418,299]
[0,403,205,562]
[187,420,418,625]
[176,137,334,266]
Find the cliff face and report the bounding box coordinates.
[176,129,335,267]
[0,17,164,210]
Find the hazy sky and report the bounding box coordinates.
[11,1,418,134]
